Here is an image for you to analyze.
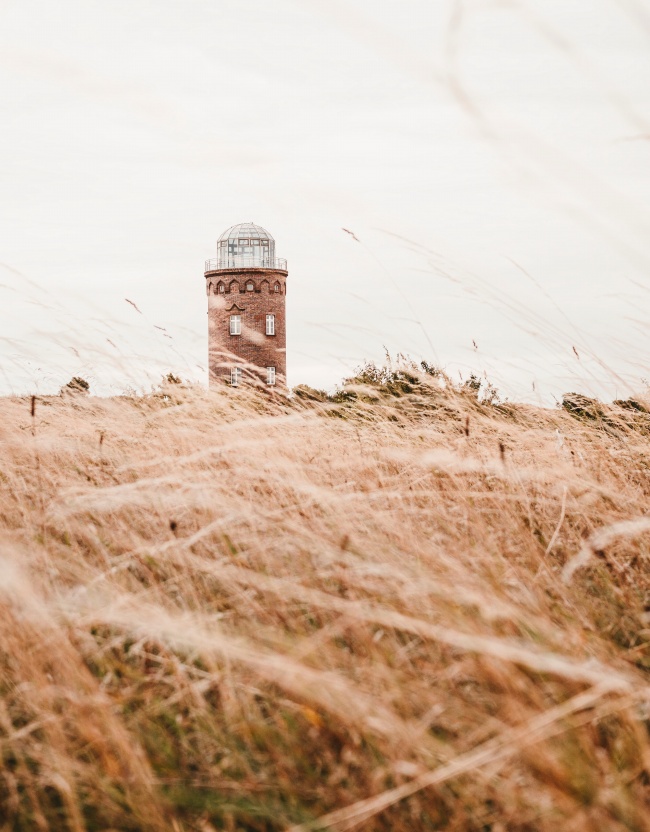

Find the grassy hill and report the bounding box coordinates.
[2,367,650,831]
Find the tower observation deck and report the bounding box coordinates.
[205,222,287,272]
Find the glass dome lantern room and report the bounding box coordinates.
[211,222,281,269]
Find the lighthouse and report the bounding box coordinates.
[205,223,288,388]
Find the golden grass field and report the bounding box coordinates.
[2,366,650,831]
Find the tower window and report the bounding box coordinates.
[239,239,249,245]
[266,314,275,335]
[274,283,280,293]
[229,315,241,335]
[218,283,225,293]
[261,240,269,246]
[252,239,260,246]
[219,240,227,247]
[231,367,242,386]
[267,367,276,386]
[246,282,254,291]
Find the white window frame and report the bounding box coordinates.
[231,367,242,386]
[246,282,254,291]
[266,314,275,335]
[267,367,276,386]
[229,314,241,335]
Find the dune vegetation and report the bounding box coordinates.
[2,363,650,831]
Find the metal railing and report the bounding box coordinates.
[205,257,287,272]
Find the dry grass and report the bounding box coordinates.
[2,370,650,830]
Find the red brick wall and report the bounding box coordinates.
[206,267,287,387]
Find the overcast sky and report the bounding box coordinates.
[2,0,650,400]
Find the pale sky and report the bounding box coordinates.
[2,0,650,401]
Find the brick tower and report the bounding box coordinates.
[205,222,288,388]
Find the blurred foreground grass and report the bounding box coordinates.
[2,366,650,831]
